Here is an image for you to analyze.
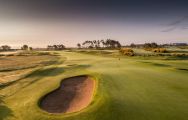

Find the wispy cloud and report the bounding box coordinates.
[161,26,177,32]
[182,26,188,29]
[162,16,188,32]
[167,16,188,26]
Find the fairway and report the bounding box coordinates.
[0,51,188,120]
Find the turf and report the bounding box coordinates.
[0,51,188,120]
[0,54,62,87]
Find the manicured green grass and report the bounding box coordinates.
[0,51,188,120]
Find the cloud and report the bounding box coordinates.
[167,16,188,26]
[161,26,177,32]
[182,26,188,29]
[162,16,188,32]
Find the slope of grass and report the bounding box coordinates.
[0,53,64,87]
[0,51,188,120]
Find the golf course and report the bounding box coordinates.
[0,50,188,120]
[1,1,188,120]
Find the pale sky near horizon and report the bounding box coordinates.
[0,0,188,48]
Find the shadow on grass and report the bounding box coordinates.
[176,68,188,72]
[151,63,171,67]
[0,64,90,90]
[72,98,129,120]
[0,56,63,72]
[164,56,188,60]
[25,67,64,77]
[0,67,65,97]
[0,95,14,120]
[140,61,171,67]
[0,67,64,89]
[65,64,91,70]
[168,50,188,53]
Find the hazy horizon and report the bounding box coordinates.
[0,0,188,48]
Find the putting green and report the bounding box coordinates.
[0,51,188,120]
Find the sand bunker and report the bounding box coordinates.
[40,75,95,113]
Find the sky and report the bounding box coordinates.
[0,0,188,48]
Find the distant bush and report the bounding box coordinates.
[171,53,187,57]
[15,51,52,56]
[144,43,158,49]
[152,48,167,53]
[144,48,153,51]
[119,48,134,56]
[178,46,188,49]
[5,54,14,56]
[36,52,51,55]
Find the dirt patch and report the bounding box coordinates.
[40,75,95,113]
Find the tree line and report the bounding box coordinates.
[77,39,121,49]
[129,42,159,48]
[0,45,11,51]
[47,44,66,50]
[0,45,33,51]
[21,45,33,50]
[0,41,187,51]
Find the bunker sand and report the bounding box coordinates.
[40,75,95,113]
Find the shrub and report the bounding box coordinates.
[5,54,14,56]
[144,48,153,51]
[178,46,188,49]
[36,52,51,56]
[152,48,167,53]
[171,53,187,57]
[119,48,134,56]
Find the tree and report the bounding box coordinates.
[82,40,89,48]
[97,40,100,46]
[115,41,121,48]
[130,43,136,48]
[89,40,94,48]
[1,45,11,51]
[77,43,81,48]
[100,39,105,48]
[53,45,58,50]
[151,42,158,48]
[47,45,53,50]
[81,39,121,49]
[144,43,158,48]
[47,44,66,50]
[82,40,93,48]
[105,39,121,48]
[29,47,33,51]
[22,45,29,50]
[58,44,66,50]
[144,43,151,48]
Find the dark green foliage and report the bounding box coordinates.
[81,39,121,49]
